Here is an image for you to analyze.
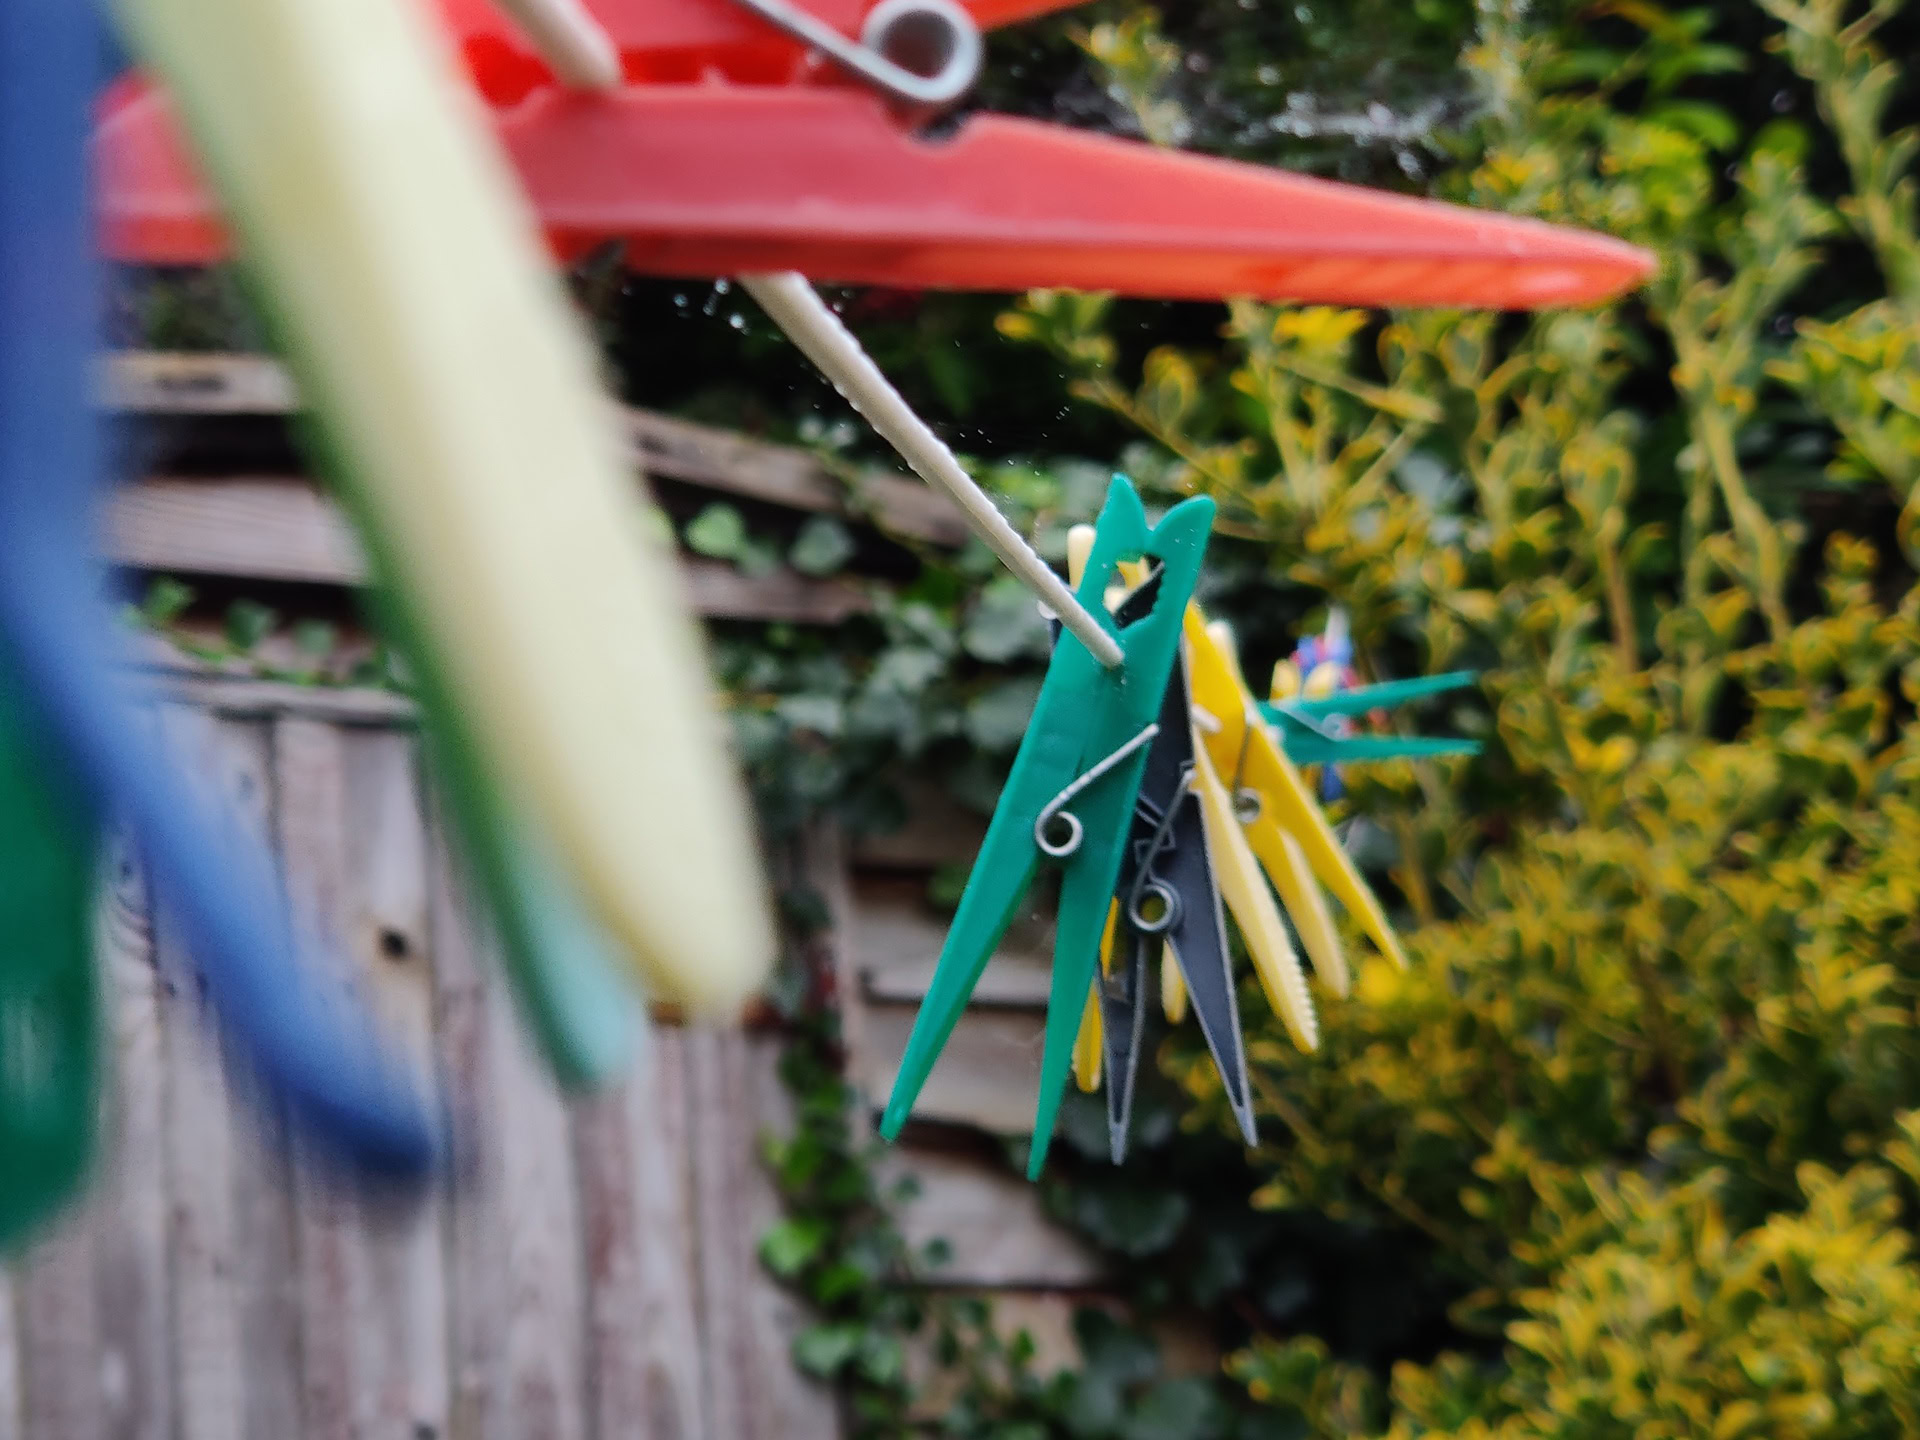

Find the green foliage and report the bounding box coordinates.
[966,0,1920,1434]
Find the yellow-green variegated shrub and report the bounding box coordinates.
[1001,0,1920,1431]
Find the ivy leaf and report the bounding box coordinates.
[963,577,1054,663]
[293,620,337,661]
[1062,1183,1191,1257]
[777,694,844,739]
[760,1218,829,1278]
[1123,1380,1226,1440]
[926,342,976,417]
[965,677,1043,752]
[790,517,856,576]
[142,576,195,626]
[792,1323,863,1378]
[685,502,747,559]
[856,1332,906,1386]
[738,536,784,579]
[224,599,277,653]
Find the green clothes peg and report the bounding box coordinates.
[0,659,97,1251]
[878,477,1215,1179]
[1260,671,1483,769]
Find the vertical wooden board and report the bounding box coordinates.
[89,815,174,1440]
[222,1036,305,1440]
[427,806,509,1440]
[345,732,449,1440]
[494,942,587,1440]
[427,802,587,1440]
[741,1033,840,1440]
[191,709,306,1440]
[154,706,252,1440]
[16,1210,103,1440]
[272,716,371,1440]
[687,1026,839,1440]
[0,1266,20,1440]
[573,1027,708,1440]
[796,825,866,1133]
[684,1025,753,1440]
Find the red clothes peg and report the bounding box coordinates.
[93,0,1655,308]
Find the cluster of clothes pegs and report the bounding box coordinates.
[1,0,1654,1251]
[876,479,1485,1177]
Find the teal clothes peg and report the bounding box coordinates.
[0,657,97,1251]
[878,477,1215,1179]
[1261,672,1483,769]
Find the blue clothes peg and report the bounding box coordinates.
[0,0,436,1176]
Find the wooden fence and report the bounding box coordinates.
[0,352,1169,1440]
[0,675,837,1440]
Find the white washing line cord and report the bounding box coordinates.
[736,273,1122,666]
[488,0,622,87]
[490,0,1125,667]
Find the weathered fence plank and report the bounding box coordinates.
[573,1025,710,1440]
[91,810,174,1440]
[273,716,373,1440]
[18,1209,103,1440]
[348,734,451,1440]
[0,1265,18,1440]
[156,707,257,1440]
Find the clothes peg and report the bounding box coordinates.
[0,669,98,1250]
[1187,616,1411,975]
[1,0,437,1176]
[1057,527,1321,1159]
[1262,671,1483,768]
[880,478,1213,1179]
[1097,549,1255,1161]
[110,0,775,1018]
[95,0,1657,310]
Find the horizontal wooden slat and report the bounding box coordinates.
[855,1001,1046,1135]
[849,874,1050,1009]
[101,351,970,546]
[102,475,871,623]
[849,780,988,869]
[875,1149,1102,1288]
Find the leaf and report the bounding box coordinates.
[224,599,277,652]
[926,342,976,417]
[141,576,195,626]
[1064,1183,1191,1257]
[685,502,747,559]
[963,577,1055,662]
[792,1323,863,1378]
[738,536,784,579]
[1122,1379,1226,1440]
[790,516,857,577]
[965,677,1043,752]
[777,694,844,739]
[1647,100,1741,151]
[759,1218,828,1277]
[293,619,337,660]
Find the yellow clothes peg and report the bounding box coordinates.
[114,0,774,1013]
[1073,901,1121,1094]
[1261,823,1352,999]
[1160,941,1187,1022]
[1188,731,1317,1052]
[1187,615,1409,973]
[1066,528,1113,1095]
[1066,529,1317,1060]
